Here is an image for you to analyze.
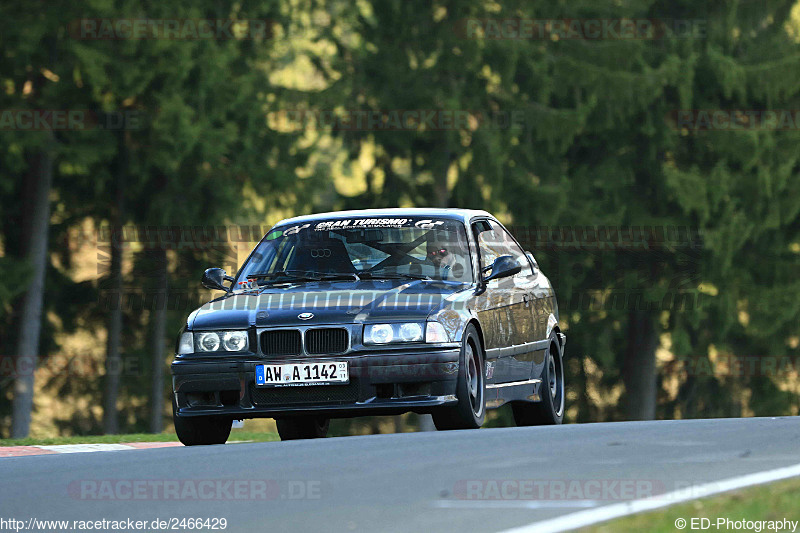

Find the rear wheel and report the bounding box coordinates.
[433,324,485,430]
[276,417,330,440]
[512,333,564,426]
[172,397,232,446]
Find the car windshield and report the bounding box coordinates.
[236,217,473,285]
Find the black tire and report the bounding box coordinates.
[276,417,330,440]
[433,324,485,430]
[512,333,565,426]
[172,396,232,446]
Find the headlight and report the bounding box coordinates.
[192,330,249,353]
[223,331,248,351]
[178,332,194,354]
[364,324,395,344]
[425,321,449,343]
[364,322,426,344]
[197,332,221,351]
[399,323,423,342]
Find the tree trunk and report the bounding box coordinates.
[11,134,55,438]
[102,221,123,433]
[149,248,168,433]
[621,310,659,420]
[103,133,127,434]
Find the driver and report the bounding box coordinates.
[426,241,457,280]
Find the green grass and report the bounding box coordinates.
[0,430,279,447]
[583,477,800,533]
[226,430,280,443]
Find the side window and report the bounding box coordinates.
[475,220,532,277]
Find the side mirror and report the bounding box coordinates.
[483,255,522,282]
[525,251,539,274]
[202,268,233,292]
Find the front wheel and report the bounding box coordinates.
[276,417,330,440]
[512,333,565,426]
[172,397,232,446]
[433,324,485,430]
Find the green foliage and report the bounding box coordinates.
[1,0,799,435]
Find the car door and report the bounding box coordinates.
[472,219,536,383]
[524,250,556,380]
[524,251,556,337]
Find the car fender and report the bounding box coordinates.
[428,288,480,343]
[546,313,559,339]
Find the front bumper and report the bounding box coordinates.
[171,348,460,419]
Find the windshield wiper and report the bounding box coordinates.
[246,270,362,284]
[317,272,361,282]
[361,271,431,281]
[246,270,322,284]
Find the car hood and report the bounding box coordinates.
[187,279,471,330]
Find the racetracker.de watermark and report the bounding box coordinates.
[450,479,745,503]
[269,109,525,131]
[668,109,800,131]
[69,19,272,40]
[455,18,706,40]
[0,110,143,131]
[93,224,270,251]
[670,355,800,378]
[0,517,228,531]
[68,479,321,500]
[88,223,703,250]
[509,225,702,251]
[562,289,707,312]
[453,479,664,501]
[0,354,141,380]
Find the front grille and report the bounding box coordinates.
[261,330,302,356]
[305,328,349,355]
[251,383,359,406]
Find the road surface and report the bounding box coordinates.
[2,417,799,532]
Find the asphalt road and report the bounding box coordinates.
[2,417,799,532]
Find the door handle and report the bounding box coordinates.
[523,294,531,308]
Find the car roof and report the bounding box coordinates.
[275,208,493,226]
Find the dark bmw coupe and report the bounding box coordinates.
[171,209,566,443]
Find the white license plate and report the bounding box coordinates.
[255,362,349,387]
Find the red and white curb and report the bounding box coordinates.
[0,442,183,457]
